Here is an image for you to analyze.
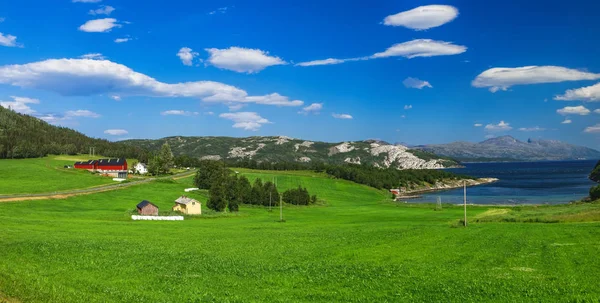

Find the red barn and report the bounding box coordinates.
[74,160,98,170]
[96,158,127,171]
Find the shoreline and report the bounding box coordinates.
[394,178,499,200]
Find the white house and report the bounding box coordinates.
[134,163,148,175]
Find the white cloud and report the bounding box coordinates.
[104,129,128,135]
[299,103,323,115]
[110,95,121,101]
[73,0,102,2]
[79,18,121,33]
[584,124,600,133]
[89,5,114,15]
[242,93,303,107]
[0,96,40,114]
[554,82,600,102]
[595,109,600,114]
[556,105,591,116]
[485,121,512,131]
[208,7,230,15]
[65,109,100,118]
[160,110,199,116]
[404,105,412,110]
[518,126,546,132]
[177,47,199,66]
[204,111,214,116]
[219,112,271,131]
[227,103,245,111]
[561,119,572,124]
[371,39,466,59]
[114,38,130,43]
[0,58,304,107]
[295,58,345,67]
[474,123,483,127]
[383,5,459,30]
[472,66,600,92]
[403,77,432,89]
[0,33,20,47]
[332,113,353,119]
[80,53,106,60]
[205,47,287,73]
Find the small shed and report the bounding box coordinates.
[172,196,201,215]
[136,200,159,216]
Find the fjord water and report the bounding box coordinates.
[410,160,598,205]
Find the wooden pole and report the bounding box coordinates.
[463,180,467,227]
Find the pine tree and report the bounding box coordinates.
[159,143,174,174]
[208,176,228,212]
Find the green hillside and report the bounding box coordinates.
[0,107,146,160]
[0,162,599,302]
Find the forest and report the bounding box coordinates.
[0,107,148,160]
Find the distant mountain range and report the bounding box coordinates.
[121,136,459,169]
[417,136,600,162]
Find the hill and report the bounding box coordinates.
[122,136,459,169]
[0,107,146,160]
[417,135,600,162]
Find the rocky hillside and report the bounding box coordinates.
[418,135,600,162]
[122,136,459,169]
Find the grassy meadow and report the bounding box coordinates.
[1,159,600,302]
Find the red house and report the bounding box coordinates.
[74,158,128,178]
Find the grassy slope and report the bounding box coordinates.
[0,166,599,302]
[0,155,119,195]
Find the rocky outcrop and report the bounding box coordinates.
[370,143,445,170]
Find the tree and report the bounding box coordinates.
[147,155,161,175]
[263,181,280,207]
[590,161,600,200]
[208,175,228,212]
[159,143,174,174]
[236,176,252,204]
[194,160,227,189]
[250,179,264,205]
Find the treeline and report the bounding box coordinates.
[0,107,148,160]
[193,160,318,211]
[590,161,600,200]
[324,164,470,189]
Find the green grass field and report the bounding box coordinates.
[0,155,119,195]
[1,161,600,302]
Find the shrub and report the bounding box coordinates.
[590,185,600,201]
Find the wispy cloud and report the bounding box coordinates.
[472,66,600,93]
[556,105,591,116]
[205,47,286,73]
[65,109,101,118]
[298,103,323,115]
[104,129,128,135]
[160,110,199,116]
[79,18,121,32]
[114,38,131,43]
[89,5,114,15]
[371,39,466,59]
[474,123,483,127]
[404,105,412,110]
[584,124,600,133]
[73,0,102,3]
[403,77,432,89]
[485,121,512,131]
[80,53,106,60]
[0,96,39,114]
[332,113,353,119]
[219,112,271,131]
[383,5,459,30]
[518,126,546,132]
[208,6,231,15]
[561,119,572,124]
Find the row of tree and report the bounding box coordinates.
[590,161,600,200]
[0,107,148,160]
[194,160,318,212]
[324,164,470,190]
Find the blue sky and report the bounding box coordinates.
[1,0,599,148]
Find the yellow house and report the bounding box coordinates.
[172,196,201,215]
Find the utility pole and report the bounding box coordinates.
[463,181,467,227]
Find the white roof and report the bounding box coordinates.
[175,196,199,205]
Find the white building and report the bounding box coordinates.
[134,163,148,175]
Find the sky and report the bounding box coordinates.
[1,0,600,148]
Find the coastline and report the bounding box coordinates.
[394,178,499,199]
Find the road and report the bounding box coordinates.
[0,170,197,202]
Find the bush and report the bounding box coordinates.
[590,185,600,201]
[282,186,314,205]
